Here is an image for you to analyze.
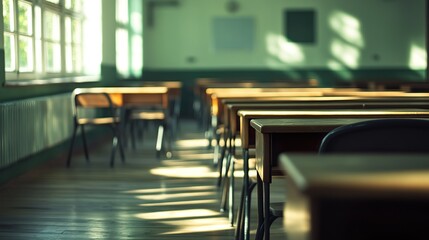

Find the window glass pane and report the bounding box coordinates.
[45,0,60,4]
[65,17,72,43]
[116,0,128,24]
[4,34,16,72]
[72,19,82,44]
[44,10,60,41]
[131,35,142,77]
[45,42,61,72]
[18,36,34,72]
[73,44,82,72]
[65,0,82,11]
[3,0,14,32]
[18,1,33,35]
[116,28,129,76]
[66,44,73,72]
[66,44,82,73]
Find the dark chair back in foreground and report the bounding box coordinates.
[319,118,429,153]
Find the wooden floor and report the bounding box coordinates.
[0,119,287,239]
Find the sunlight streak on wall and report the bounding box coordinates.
[329,11,364,48]
[327,60,353,79]
[328,10,363,76]
[331,39,360,68]
[409,44,427,70]
[266,33,305,65]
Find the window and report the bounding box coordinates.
[2,0,100,83]
[116,0,142,78]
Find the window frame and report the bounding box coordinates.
[2,0,100,85]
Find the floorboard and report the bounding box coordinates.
[0,119,287,239]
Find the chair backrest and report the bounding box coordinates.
[319,118,429,153]
[75,93,113,108]
[72,91,116,121]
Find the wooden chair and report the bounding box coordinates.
[123,91,170,159]
[67,90,125,167]
[319,118,429,153]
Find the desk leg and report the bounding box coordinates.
[242,148,250,240]
[255,173,264,240]
[263,181,270,240]
[229,151,235,226]
[217,129,230,187]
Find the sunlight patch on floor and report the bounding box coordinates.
[135,209,220,220]
[160,217,233,235]
[150,166,218,178]
[139,199,217,207]
[175,139,210,148]
[124,185,215,194]
[135,191,214,201]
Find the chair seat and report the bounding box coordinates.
[131,111,165,120]
[77,117,119,125]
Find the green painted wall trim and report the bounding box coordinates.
[142,68,426,84]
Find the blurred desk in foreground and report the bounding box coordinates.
[278,153,429,240]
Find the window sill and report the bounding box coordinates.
[3,75,101,87]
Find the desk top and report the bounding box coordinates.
[74,87,168,94]
[250,117,429,134]
[279,153,429,198]
[205,87,360,95]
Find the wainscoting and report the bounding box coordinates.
[0,93,73,169]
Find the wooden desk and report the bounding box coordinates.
[226,101,429,140]
[74,87,170,154]
[74,87,169,107]
[249,116,429,240]
[279,153,429,240]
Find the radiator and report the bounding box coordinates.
[0,93,73,169]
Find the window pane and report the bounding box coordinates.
[18,1,33,35]
[73,44,82,72]
[45,42,61,72]
[116,0,128,24]
[4,34,16,72]
[72,19,82,44]
[131,35,142,77]
[45,0,60,4]
[66,44,73,73]
[65,0,82,11]
[65,17,72,43]
[116,28,129,76]
[3,0,15,32]
[44,10,60,41]
[18,36,34,72]
[66,44,82,73]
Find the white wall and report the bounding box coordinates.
[143,0,426,70]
